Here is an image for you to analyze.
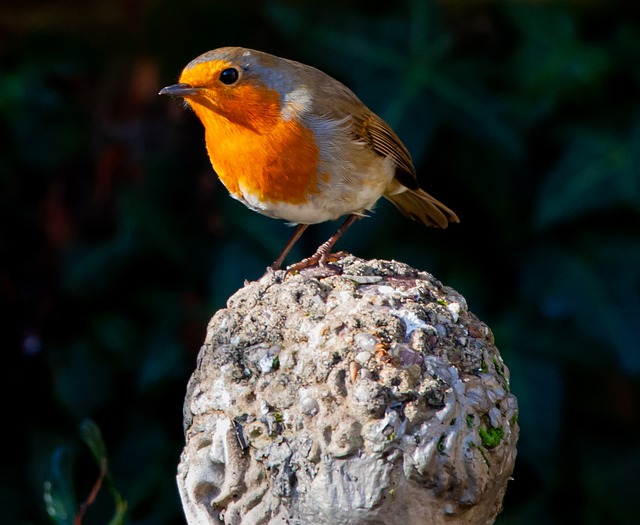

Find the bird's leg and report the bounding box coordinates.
[269,224,309,271]
[286,214,360,273]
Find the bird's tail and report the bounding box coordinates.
[385,188,459,229]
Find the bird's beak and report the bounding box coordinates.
[158,83,203,97]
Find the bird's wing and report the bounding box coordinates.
[351,112,419,190]
[311,76,419,189]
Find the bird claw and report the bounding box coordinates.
[285,251,349,276]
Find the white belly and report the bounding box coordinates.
[235,152,396,224]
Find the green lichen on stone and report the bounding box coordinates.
[479,425,504,449]
[492,356,509,390]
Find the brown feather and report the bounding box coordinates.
[385,188,459,229]
[351,113,419,189]
[309,77,418,188]
[349,110,458,229]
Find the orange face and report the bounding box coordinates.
[176,58,320,205]
[178,59,281,131]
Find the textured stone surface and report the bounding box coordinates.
[177,257,519,525]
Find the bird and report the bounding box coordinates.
[159,47,458,271]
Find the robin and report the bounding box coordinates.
[159,47,458,271]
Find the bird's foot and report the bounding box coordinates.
[285,251,349,276]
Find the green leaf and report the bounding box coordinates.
[507,4,609,104]
[107,494,128,525]
[521,237,640,374]
[44,447,77,525]
[535,128,639,229]
[52,342,114,417]
[79,419,129,525]
[79,419,108,466]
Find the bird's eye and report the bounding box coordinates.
[219,68,239,85]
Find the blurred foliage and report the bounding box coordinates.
[1,0,639,524]
[45,420,126,525]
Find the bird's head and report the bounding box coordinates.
[159,47,310,133]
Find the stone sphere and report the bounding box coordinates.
[177,257,518,525]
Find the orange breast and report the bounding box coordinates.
[190,84,320,206]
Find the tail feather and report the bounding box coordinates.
[385,188,459,229]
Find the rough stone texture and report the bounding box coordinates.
[177,257,518,525]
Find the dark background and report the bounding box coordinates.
[3,0,639,524]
